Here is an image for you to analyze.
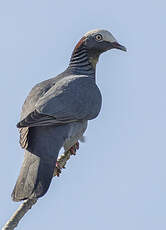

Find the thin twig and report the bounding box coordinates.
[2,149,74,230]
[2,198,37,230]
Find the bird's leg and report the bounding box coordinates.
[54,141,80,177]
[69,141,79,155]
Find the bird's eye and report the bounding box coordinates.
[95,34,103,41]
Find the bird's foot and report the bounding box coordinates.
[55,162,61,177]
[69,141,79,155]
[54,142,80,177]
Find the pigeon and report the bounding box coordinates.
[12,29,126,201]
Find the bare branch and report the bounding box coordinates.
[2,198,38,230]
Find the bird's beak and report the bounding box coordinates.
[111,42,127,52]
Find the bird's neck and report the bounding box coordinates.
[68,43,99,77]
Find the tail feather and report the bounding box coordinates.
[12,125,68,202]
[12,150,56,201]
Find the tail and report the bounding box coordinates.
[12,125,67,202]
[11,150,56,201]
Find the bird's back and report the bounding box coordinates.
[20,70,70,121]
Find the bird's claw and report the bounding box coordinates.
[56,162,61,177]
[70,146,76,155]
[69,141,79,155]
[75,142,79,150]
[55,141,80,176]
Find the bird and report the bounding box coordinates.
[12,29,126,201]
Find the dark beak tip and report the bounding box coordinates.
[112,42,127,52]
[117,44,127,52]
[122,46,127,52]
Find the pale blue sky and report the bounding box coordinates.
[1,0,166,229]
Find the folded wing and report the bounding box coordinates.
[17,76,102,128]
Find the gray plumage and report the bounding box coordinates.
[12,29,126,201]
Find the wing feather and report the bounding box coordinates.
[17,76,101,129]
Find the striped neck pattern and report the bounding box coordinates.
[68,45,96,76]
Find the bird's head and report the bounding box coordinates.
[74,29,126,54]
[70,29,126,71]
[83,29,127,53]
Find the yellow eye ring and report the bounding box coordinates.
[95,34,103,41]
